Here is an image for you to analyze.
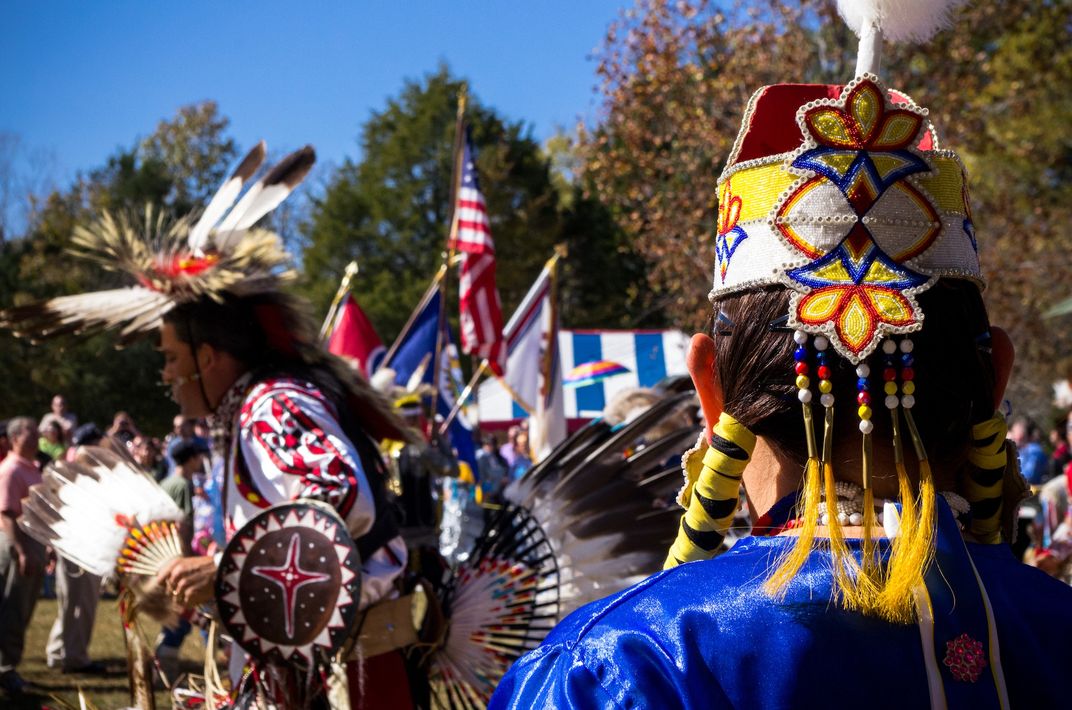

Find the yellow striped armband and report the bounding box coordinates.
[965,415,1007,545]
[665,413,756,569]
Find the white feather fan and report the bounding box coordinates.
[19,446,184,578]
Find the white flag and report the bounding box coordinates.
[500,258,566,460]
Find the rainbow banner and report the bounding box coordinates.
[564,360,630,388]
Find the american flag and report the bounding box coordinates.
[451,129,506,375]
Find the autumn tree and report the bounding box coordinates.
[140,101,238,209]
[582,0,1072,415]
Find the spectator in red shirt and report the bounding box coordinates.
[0,416,46,697]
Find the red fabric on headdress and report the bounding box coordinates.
[730,83,932,167]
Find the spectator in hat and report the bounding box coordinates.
[161,438,209,548]
[164,416,209,475]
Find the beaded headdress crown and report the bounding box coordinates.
[712,76,981,362]
[665,0,1010,627]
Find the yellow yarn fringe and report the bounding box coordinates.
[860,486,880,582]
[764,456,822,598]
[875,458,937,624]
[823,460,878,610]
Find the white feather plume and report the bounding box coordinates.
[215,145,315,237]
[836,0,967,43]
[19,447,184,577]
[188,141,267,253]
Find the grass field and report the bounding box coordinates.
[10,597,208,710]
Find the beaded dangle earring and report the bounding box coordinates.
[815,336,876,610]
[856,359,879,580]
[765,331,823,597]
[876,337,938,623]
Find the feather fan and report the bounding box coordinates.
[19,446,184,594]
[429,504,559,709]
[430,385,700,708]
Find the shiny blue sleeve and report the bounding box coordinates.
[489,644,622,709]
[490,623,727,710]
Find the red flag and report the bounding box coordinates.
[327,294,385,377]
[450,129,506,375]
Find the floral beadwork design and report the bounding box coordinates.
[716,179,749,283]
[776,76,942,361]
[943,633,987,683]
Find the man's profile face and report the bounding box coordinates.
[159,323,210,418]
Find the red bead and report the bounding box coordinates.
[857,391,871,405]
[883,367,897,381]
[795,362,809,375]
[817,365,831,379]
[901,367,915,381]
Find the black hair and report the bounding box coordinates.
[171,439,209,466]
[712,280,995,486]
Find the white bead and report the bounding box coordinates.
[820,514,830,526]
[882,340,897,354]
[859,419,874,434]
[793,330,808,344]
[849,512,864,526]
[901,394,916,409]
[837,512,849,525]
[885,394,899,409]
[899,339,914,353]
[820,393,834,407]
[814,335,830,351]
[798,389,813,403]
[856,363,870,378]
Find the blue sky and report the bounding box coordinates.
[1,1,625,187]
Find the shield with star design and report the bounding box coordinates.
[215,501,361,667]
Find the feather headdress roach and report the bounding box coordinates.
[1,142,413,443]
[0,141,311,344]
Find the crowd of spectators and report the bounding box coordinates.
[0,394,222,697]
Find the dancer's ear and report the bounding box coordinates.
[990,326,1014,409]
[687,333,723,442]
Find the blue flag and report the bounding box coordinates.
[385,285,479,480]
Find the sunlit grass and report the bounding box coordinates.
[13,596,209,709]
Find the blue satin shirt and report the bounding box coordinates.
[491,502,1072,709]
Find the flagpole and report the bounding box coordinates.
[438,244,568,434]
[430,85,469,423]
[378,264,447,371]
[318,260,360,343]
